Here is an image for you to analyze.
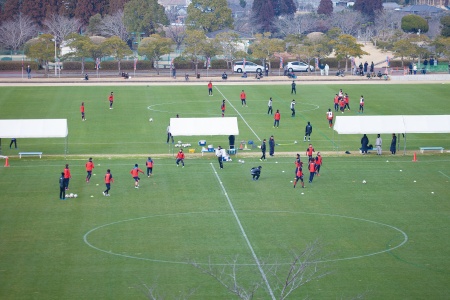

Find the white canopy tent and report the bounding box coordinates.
[0,119,68,155]
[334,115,450,153]
[170,117,239,136]
[168,117,239,154]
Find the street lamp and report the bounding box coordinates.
[52,37,57,76]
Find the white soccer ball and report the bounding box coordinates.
[294,141,298,144]
[73,194,78,198]
[69,193,74,198]
[65,194,69,198]
[149,118,153,122]
[362,180,366,184]
[238,159,242,163]
[241,160,245,163]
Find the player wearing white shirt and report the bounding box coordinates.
[326,109,333,128]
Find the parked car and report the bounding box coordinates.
[284,61,315,72]
[233,61,264,73]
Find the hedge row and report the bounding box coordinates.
[0,59,447,71]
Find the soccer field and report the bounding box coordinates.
[0,83,449,299]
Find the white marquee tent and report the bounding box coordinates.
[170,117,239,136]
[334,115,450,153]
[0,119,68,155]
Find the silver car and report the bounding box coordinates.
[285,61,315,72]
[233,61,264,73]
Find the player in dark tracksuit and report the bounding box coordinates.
[59,172,65,200]
[260,139,266,161]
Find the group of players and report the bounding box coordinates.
[58,156,155,199]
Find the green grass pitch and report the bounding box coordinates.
[0,83,449,299]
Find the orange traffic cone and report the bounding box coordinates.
[412,152,417,162]
[4,156,10,167]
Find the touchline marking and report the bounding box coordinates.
[215,86,261,141]
[210,163,275,300]
[438,171,450,179]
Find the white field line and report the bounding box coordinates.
[210,163,275,300]
[215,86,261,142]
[438,171,450,179]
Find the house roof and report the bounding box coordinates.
[400,4,443,13]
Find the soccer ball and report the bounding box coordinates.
[73,194,78,198]
[149,118,153,122]
[65,194,69,198]
[241,160,245,164]
[69,193,74,198]
[362,180,366,184]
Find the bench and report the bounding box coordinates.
[19,152,43,158]
[419,147,444,153]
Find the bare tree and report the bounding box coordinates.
[373,11,403,43]
[192,240,332,299]
[43,14,82,44]
[275,14,319,38]
[165,25,187,51]
[137,279,197,300]
[331,11,364,36]
[0,13,37,53]
[100,10,129,41]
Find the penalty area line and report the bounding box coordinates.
[210,163,275,300]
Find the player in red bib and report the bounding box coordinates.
[130,164,144,188]
[85,157,94,183]
[306,144,315,161]
[103,169,114,196]
[240,90,247,106]
[176,149,185,167]
[293,166,305,188]
[221,100,226,117]
[208,81,213,96]
[146,157,154,177]
[108,92,114,109]
[63,164,71,190]
[333,94,339,112]
[308,158,316,183]
[344,93,350,110]
[315,152,323,176]
[326,108,333,128]
[80,102,85,121]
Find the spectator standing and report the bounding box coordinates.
[409,62,413,75]
[413,63,417,75]
[215,146,224,169]
[273,110,280,128]
[390,134,397,155]
[291,81,296,94]
[324,64,329,76]
[172,66,176,78]
[9,138,17,149]
[370,62,374,74]
[260,139,266,161]
[304,122,313,142]
[364,61,368,74]
[166,125,174,143]
[319,63,325,75]
[229,135,235,149]
[267,97,273,115]
[269,135,275,156]
[26,65,31,79]
[375,134,382,155]
[361,134,369,155]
